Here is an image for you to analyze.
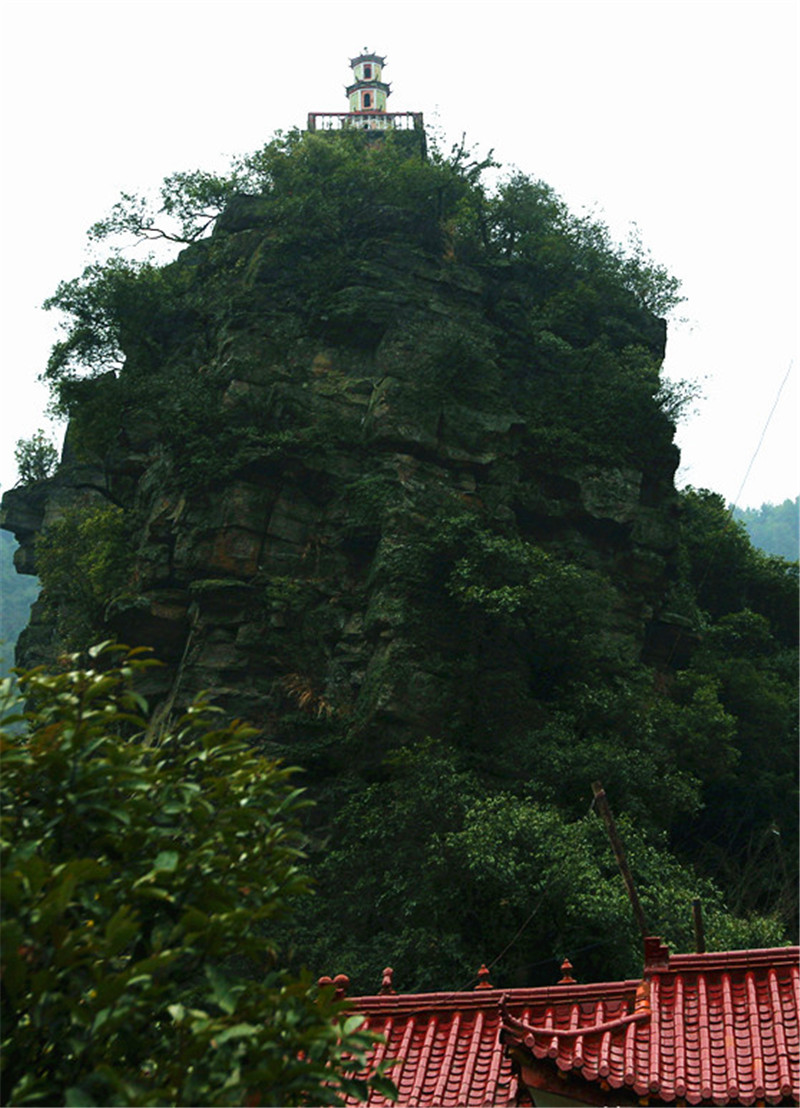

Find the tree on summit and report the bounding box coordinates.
[14,430,58,485]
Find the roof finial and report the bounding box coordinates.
[475,964,493,989]
[332,973,350,999]
[380,966,396,995]
[558,958,576,984]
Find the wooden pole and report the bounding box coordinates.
[591,781,649,941]
[692,898,706,953]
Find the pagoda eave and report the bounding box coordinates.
[346,81,391,97]
[349,52,386,67]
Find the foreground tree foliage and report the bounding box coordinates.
[0,646,396,1107]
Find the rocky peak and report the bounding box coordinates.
[2,159,683,752]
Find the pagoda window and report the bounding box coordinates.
[363,92,372,108]
[364,64,372,78]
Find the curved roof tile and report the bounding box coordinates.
[345,945,799,1106]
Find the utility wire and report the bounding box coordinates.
[729,359,794,516]
[455,897,544,992]
[484,900,544,973]
[667,358,795,669]
[695,358,795,602]
[456,932,620,993]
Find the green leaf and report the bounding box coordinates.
[369,1075,400,1099]
[153,850,179,873]
[104,906,139,955]
[212,1022,259,1044]
[132,884,175,903]
[65,1087,96,1107]
[91,803,131,826]
[205,964,236,1015]
[126,974,153,988]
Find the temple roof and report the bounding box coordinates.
[344,943,800,1106]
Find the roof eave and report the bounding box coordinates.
[349,53,386,66]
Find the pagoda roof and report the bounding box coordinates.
[343,941,800,1106]
[350,52,386,66]
[346,80,391,97]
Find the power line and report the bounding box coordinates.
[454,897,544,992]
[728,359,794,515]
[666,359,795,670]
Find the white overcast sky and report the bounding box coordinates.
[1,0,797,510]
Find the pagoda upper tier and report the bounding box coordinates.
[307,51,424,140]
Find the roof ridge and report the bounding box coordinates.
[350,980,642,1008]
[667,945,800,971]
[349,947,800,1009]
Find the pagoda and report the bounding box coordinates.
[346,51,390,114]
[306,51,425,151]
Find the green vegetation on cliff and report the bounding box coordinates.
[2,129,796,1001]
[43,129,682,480]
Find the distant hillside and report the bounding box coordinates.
[732,497,798,562]
[0,529,39,677]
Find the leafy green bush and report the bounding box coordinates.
[0,645,396,1106]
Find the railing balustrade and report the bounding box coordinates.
[307,112,424,133]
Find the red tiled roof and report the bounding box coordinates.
[346,944,800,1106]
[345,988,526,1107]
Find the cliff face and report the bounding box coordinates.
[11,140,798,993]
[1,182,681,755]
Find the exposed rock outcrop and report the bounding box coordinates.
[1,191,682,752]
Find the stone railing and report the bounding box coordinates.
[306,111,424,133]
